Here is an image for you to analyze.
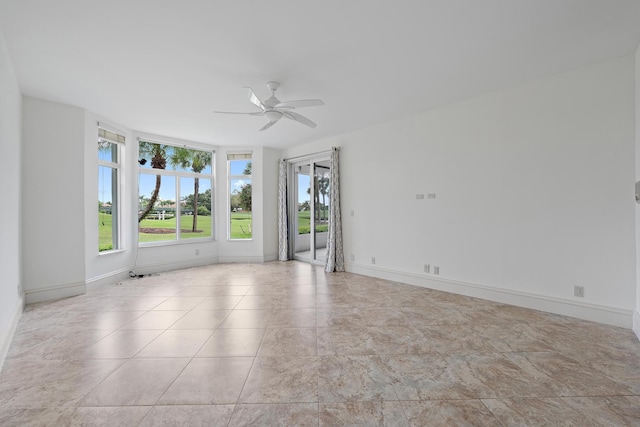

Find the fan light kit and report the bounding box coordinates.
[214,81,324,131]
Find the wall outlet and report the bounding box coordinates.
[433,266,440,275]
[371,257,376,264]
[350,254,355,262]
[574,285,584,298]
[424,264,430,273]
[195,249,200,256]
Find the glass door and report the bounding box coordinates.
[313,160,330,263]
[294,163,312,261]
[291,156,330,264]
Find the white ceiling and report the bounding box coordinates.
[1,1,640,149]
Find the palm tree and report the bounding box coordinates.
[169,147,212,232]
[317,176,330,222]
[138,141,169,222]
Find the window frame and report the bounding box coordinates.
[97,126,124,253]
[228,152,253,241]
[137,139,215,247]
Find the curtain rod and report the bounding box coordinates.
[283,148,332,162]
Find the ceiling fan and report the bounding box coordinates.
[214,81,325,131]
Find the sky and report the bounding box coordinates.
[298,174,310,203]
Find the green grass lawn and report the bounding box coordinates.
[138,215,213,243]
[102,210,327,248]
[139,212,253,240]
[230,211,252,239]
[297,210,328,234]
[99,212,114,251]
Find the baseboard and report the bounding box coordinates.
[263,253,278,262]
[633,310,640,341]
[24,282,86,304]
[346,263,633,329]
[218,255,273,264]
[133,257,217,276]
[0,293,24,370]
[88,255,279,287]
[86,268,132,292]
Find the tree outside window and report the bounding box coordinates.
[138,140,214,244]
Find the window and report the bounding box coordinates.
[228,153,252,239]
[138,140,214,245]
[98,127,124,252]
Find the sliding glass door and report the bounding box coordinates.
[292,157,331,264]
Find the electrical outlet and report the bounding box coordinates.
[371,257,376,265]
[433,266,440,275]
[574,285,584,298]
[350,254,355,262]
[195,249,200,256]
[424,264,430,273]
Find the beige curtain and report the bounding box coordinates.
[277,159,289,261]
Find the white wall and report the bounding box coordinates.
[217,146,267,263]
[83,113,138,288]
[0,29,24,368]
[285,54,637,328]
[262,147,280,261]
[22,97,86,303]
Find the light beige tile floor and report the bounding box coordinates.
[1,261,639,426]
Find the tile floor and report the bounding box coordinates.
[1,261,639,426]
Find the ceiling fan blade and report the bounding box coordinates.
[213,111,264,116]
[245,87,266,111]
[259,121,277,131]
[283,111,317,128]
[274,99,325,109]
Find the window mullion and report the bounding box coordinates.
[138,140,214,246]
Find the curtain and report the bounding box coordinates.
[277,159,289,261]
[325,147,344,272]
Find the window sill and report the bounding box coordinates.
[98,249,126,256]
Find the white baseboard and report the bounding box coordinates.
[633,310,640,341]
[218,255,273,264]
[24,282,86,304]
[133,257,217,276]
[0,293,24,370]
[263,253,278,262]
[132,252,279,276]
[86,268,132,292]
[346,263,634,329]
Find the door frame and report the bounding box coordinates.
[288,155,331,265]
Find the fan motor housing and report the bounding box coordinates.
[266,81,280,92]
